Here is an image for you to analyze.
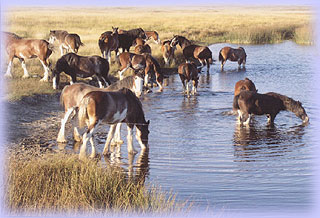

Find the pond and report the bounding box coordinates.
[70,41,317,215]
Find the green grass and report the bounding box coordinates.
[5,153,189,215]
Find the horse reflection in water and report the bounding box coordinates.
[233,123,306,162]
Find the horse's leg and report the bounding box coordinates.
[107,50,111,63]
[39,59,50,82]
[135,127,147,151]
[238,59,242,70]
[5,56,14,78]
[59,45,64,56]
[111,123,124,145]
[186,81,190,98]
[221,60,226,71]
[79,122,98,159]
[192,80,197,95]
[57,107,74,143]
[89,136,96,158]
[127,125,138,154]
[102,124,116,156]
[267,114,276,125]
[206,59,210,73]
[144,73,149,87]
[18,58,31,78]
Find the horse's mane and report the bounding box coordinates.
[265,92,303,114]
[105,76,134,91]
[120,88,144,114]
[3,32,22,40]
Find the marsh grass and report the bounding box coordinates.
[2,6,313,100]
[5,152,188,215]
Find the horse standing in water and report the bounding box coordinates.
[161,39,176,67]
[170,35,213,73]
[52,53,111,89]
[143,54,164,92]
[178,62,200,97]
[57,74,144,143]
[98,27,119,63]
[3,32,53,81]
[78,88,150,159]
[233,78,258,112]
[219,46,247,71]
[235,90,309,125]
[145,31,160,44]
[118,28,147,52]
[49,30,84,56]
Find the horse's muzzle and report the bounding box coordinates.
[303,116,309,124]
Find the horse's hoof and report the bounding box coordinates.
[39,78,49,82]
[57,138,67,143]
[22,75,30,79]
[128,150,138,155]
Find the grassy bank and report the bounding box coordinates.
[5,152,188,215]
[2,6,313,100]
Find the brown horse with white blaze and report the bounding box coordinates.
[170,35,213,73]
[145,31,160,44]
[178,62,200,97]
[49,30,84,56]
[77,88,150,159]
[235,90,309,126]
[118,52,146,80]
[3,32,53,81]
[219,46,247,71]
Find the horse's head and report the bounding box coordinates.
[295,101,309,124]
[137,120,150,147]
[137,28,147,40]
[112,26,119,35]
[170,35,179,47]
[48,30,57,43]
[133,73,144,97]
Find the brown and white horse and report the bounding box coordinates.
[78,88,150,159]
[235,90,309,125]
[170,35,213,73]
[233,78,258,112]
[178,62,200,97]
[3,32,53,81]
[98,27,119,63]
[161,39,176,67]
[57,75,144,143]
[49,30,84,56]
[143,54,164,92]
[52,53,111,89]
[118,28,147,52]
[118,52,146,80]
[219,46,247,71]
[134,37,152,55]
[145,31,160,44]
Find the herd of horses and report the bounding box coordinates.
[2,27,309,159]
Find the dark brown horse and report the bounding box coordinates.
[235,90,309,125]
[118,28,147,52]
[134,37,152,54]
[118,52,146,80]
[78,88,150,159]
[145,31,160,44]
[3,32,53,81]
[219,46,247,71]
[233,78,258,112]
[170,35,213,73]
[178,62,200,97]
[161,39,176,67]
[57,75,144,143]
[143,54,164,92]
[98,27,119,63]
[49,30,84,56]
[52,53,111,89]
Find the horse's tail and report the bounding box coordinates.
[218,49,223,62]
[78,96,90,128]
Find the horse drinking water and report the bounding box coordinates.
[161,39,176,67]
[219,46,247,71]
[52,53,111,89]
[235,90,309,125]
[49,30,84,56]
[233,78,257,112]
[3,32,53,81]
[77,88,150,159]
[57,74,144,143]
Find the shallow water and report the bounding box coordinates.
[75,41,317,214]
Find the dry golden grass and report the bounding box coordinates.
[5,152,189,216]
[2,6,313,100]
